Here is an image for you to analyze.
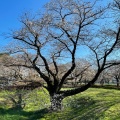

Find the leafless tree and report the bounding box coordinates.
[108,65,120,87]
[0,54,15,87]
[6,0,120,111]
[97,70,112,86]
[65,59,93,87]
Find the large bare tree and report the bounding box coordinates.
[6,0,120,111]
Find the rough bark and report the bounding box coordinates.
[49,93,64,111]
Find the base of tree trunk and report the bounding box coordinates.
[49,94,64,112]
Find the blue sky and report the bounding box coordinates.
[0,0,49,47]
[0,0,112,48]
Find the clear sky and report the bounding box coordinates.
[0,0,49,47]
[0,0,112,49]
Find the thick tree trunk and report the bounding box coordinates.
[49,93,64,111]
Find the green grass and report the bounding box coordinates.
[0,88,120,120]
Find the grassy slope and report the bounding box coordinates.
[0,88,120,120]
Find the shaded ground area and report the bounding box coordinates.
[0,88,120,120]
[0,108,48,120]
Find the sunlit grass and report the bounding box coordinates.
[0,88,120,120]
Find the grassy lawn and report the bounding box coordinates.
[0,88,120,120]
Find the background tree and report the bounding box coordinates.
[6,0,120,111]
[0,53,43,110]
[0,53,13,88]
[65,59,93,87]
[97,70,112,86]
[108,65,120,87]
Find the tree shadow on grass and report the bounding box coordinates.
[61,96,120,120]
[0,93,120,120]
[0,107,49,120]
